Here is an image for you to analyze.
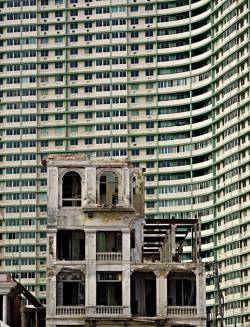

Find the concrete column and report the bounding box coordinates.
[46,274,57,316]
[123,168,130,206]
[2,294,7,324]
[86,263,96,307]
[156,271,168,316]
[85,230,97,308]
[196,266,206,316]
[122,266,131,315]
[85,231,96,261]
[85,167,96,205]
[122,231,130,261]
[47,167,58,224]
[47,231,56,265]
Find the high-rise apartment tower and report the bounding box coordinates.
[0,0,249,326]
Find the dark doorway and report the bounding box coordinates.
[57,230,85,260]
[96,231,122,253]
[62,171,81,206]
[131,272,156,317]
[99,172,118,206]
[56,270,85,306]
[168,271,196,306]
[96,272,122,306]
[63,282,79,305]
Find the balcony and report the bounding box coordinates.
[56,306,85,317]
[94,306,123,315]
[96,252,122,262]
[167,306,197,316]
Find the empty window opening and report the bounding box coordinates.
[99,172,118,206]
[168,271,196,306]
[57,230,85,260]
[56,270,85,306]
[131,272,156,317]
[62,171,81,206]
[96,272,122,306]
[96,231,122,253]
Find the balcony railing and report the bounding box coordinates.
[95,306,123,315]
[96,252,122,261]
[56,306,85,316]
[167,306,197,316]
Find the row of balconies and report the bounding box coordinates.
[55,305,197,318]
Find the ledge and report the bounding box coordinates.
[82,207,135,213]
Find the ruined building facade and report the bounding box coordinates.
[46,155,206,327]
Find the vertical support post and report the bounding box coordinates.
[85,167,96,205]
[123,167,130,206]
[196,266,206,317]
[85,230,97,311]
[193,224,198,262]
[197,216,202,262]
[122,266,131,315]
[122,230,130,261]
[46,273,57,316]
[47,167,59,222]
[2,294,7,323]
[170,225,176,261]
[156,271,168,316]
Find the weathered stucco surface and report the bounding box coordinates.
[46,155,206,327]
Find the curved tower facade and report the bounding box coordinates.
[0,0,249,325]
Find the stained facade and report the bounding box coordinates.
[46,155,206,327]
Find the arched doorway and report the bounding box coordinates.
[62,171,81,206]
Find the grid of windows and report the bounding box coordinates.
[0,1,249,324]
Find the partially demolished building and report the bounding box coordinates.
[46,154,206,327]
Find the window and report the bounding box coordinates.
[131,58,139,64]
[145,4,153,10]
[146,69,154,76]
[70,139,78,146]
[146,135,154,142]
[145,17,153,24]
[131,123,139,129]
[55,140,63,146]
[145,43,153,50]
[132,149,140,156]
[146,201,155,208]
[70,113,78,120]
[55,49,63,56]
[131,31,139,38]
[55,113,63,120]
[55,11,63,18]
[146,161,154,168]
[131,5,138,12]
[146,149,154,155]
[85,138,93,145]
[131,70,139,77]
[131,44,139,51]
[131,18,139,25]
[145,30,153,37]
[70,48,78,55]
[99,172,118,206]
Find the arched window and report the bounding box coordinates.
[99,172,118,206]
[62,171,81,207]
